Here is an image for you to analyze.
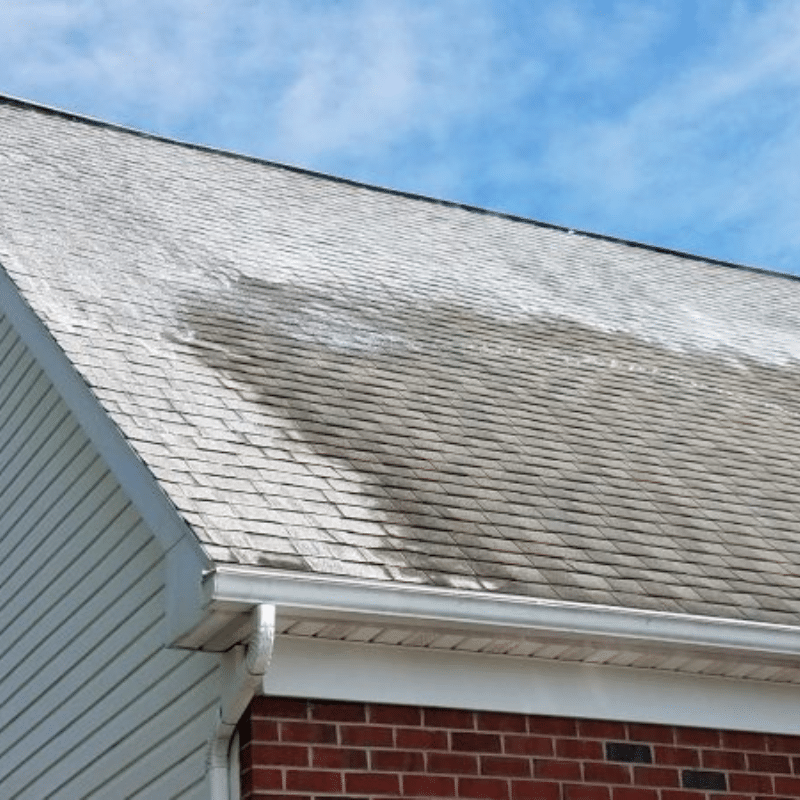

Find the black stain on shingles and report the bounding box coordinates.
[178,273,800,614]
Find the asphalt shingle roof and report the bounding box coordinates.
[3,97,800,624]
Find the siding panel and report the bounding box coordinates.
[0,315,219,799]
[63,678,218,799]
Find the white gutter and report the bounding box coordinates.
[206,565,800,666]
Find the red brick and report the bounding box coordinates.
[241,702,800,800]
[556,738,603,760]
[311,746,367,769]
[279,721,337,744]
[340,723,394,747]
[728,771,773,793]
[612,789,658,800]
[240,743,255,772]
[371,748,425,772]
[243,767,283,793]
[426,707,476,728]
[775,774,800,794]
[632,766,679,787]
[774,773,800,793]
[722,730,768,751]
[768,733,800,754]
[428,752,480,774]
[654,746,699,767]
[459,776,511,800]
[583,762,631,784]
[369,703,422,726]
[247,795,310,800]
[701,748,745,770]
[481,755,532,777]
[403,774,457,796]
[628,724,674,744]
[748,751,792,773]
[535,759,582,781]
[396,727,448,750]
[511,779,560,800]
[248,796,309,800]
[478,711,528,732]
[452,731,503,753]
[504,735,553,757]
[250,720,279,742]
[579,720,627,739]
[310,700,366,722]
[563,784,610,800]
[675,727,720,748]
[251,696,309,719]
[345,771,401,795]
[285,769,341,793]
[250,744,308,766]
[528,715,577,736]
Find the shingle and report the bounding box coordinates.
[3,98,800,625]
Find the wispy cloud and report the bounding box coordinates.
[534,0,800,267]
[1,1,800,270]
[267,0,544,190]
[0,0,227,124]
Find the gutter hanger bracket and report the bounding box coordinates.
[208,603,275,800]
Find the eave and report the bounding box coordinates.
[176,563,800,685]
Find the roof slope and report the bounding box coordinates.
[2,98,800,625]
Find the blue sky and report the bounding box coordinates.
[3,0,800,274]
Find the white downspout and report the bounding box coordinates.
[208,604,275,800]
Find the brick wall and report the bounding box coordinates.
[238,696,800,800]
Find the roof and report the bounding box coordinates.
[2,96,800,627]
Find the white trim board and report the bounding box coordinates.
[265,636,800,736]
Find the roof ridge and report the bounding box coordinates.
[2,92,797,284]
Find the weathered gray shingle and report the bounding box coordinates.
[2,97,800,624]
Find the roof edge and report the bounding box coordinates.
[0,261,210,570]
[2,92,796,284]
[204,565,800,666]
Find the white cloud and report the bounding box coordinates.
[534,0,800,267]
[2,0,800,270]
[274,3,418,157]
[0,0,249,127]
[534,0,668,84]
[270,0,540,165]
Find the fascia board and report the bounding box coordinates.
[0,263,211,642]
[266,635,800,735]
[207,565,800,665]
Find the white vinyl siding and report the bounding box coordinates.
[0,314,219,799]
